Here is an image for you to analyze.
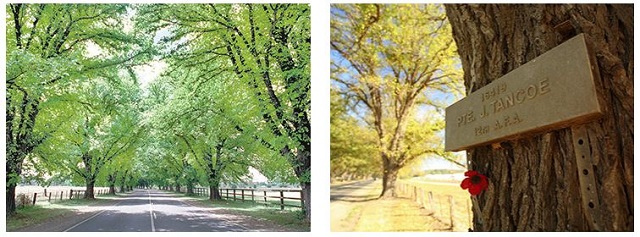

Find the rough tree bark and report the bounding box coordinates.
[445,4,633,231]
[380,155,400,198]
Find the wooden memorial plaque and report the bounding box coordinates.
[445,34,603,151]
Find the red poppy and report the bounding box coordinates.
[460,170,488,196]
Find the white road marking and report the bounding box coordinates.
[63,209,108,232]
[148,190,156,232]
[63,197,127,232]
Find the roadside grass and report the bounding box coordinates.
[7,197,116,231]
[7,205,70,231]
[399,179,473,231]
[192,197,309,231]
[330,180,381,231]
[162,189,308,231]
[330,179,467,232]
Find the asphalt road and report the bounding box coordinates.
[65,189,249,232]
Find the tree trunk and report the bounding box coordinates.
[208,168,222,200]
[6,151,23,215]
[445,4,633,231]
[300,181,311,221]
[84,178,95,199]
[379,155,400,198]
[175,184,181,193]
[6,183,17,216]
[209,185,222,200]
[108,174,116,194]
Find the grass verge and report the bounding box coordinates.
[7,198,114,231]
[193,197,309,231]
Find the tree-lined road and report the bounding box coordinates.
[65,189,248,232]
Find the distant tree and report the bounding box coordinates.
[330,89,381,180]
[331,4,463,198]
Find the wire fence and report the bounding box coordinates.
[396,181,472,231]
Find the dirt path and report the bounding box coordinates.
[330,180,380,231]
[330,180,451,232]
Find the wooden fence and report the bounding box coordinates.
[169,187,304,210]
[15,187,111,208]
[396,182,472,231]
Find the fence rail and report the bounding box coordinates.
[14,187,111,208]
[163,186,304,210]
[396,181,472,231]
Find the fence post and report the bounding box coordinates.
[263,191,268,207]
[226,189,229,200]
[467,198,472,228]
[70,190,73,200]
[413,186,417,201]
[280,190,284,210]
[428,191,434,213]
[44,189,47,197]
[241,190,245,202]
[32,193,37,206]
[233,189,236,201]
[49,192,52,202]
[61,191,64,200]
[300,191,304,209]
[449,195,455,230]
[251,190,254,202]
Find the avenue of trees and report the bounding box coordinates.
[330,4,464,198]
[6,3,311,222]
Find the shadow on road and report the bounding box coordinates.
[329,195,379,202]
[11,189,304,232]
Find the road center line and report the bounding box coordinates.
[148,190,156,232]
